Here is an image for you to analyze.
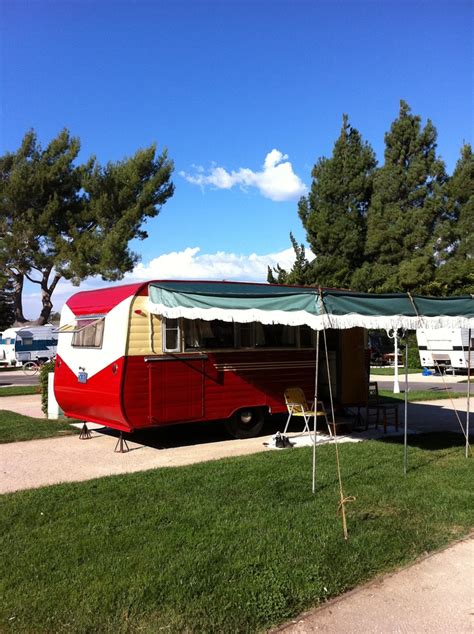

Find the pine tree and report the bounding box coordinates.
[435,144,474,294]
[0,274,15,330]
[0,130,84,324]
[357,100,446,293]
[298,115,376,289]
[267,233,310,285]
[0,129,174,324]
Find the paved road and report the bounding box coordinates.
[377,379,470,394]
[372,373,470,395]
[0,371,39,387]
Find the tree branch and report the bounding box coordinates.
[24,271,42,285]
[47,272,62,295]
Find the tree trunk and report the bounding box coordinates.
[36,271,62,325]
[11,272,28,325]
[37,291,52,326]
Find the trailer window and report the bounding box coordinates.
[299,325,316,348]
[72,319,105,348]
[163,318,181,352]
[184,319,235,350]
[184,319,211,349]
[182,319,317,350]
[258,324,300,347]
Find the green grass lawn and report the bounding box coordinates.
[1,433,472,632]
[0,385,39,397]
[380,389,466,402]
[0,410,80,443]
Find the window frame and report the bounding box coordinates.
[162,317,182,353]
[71,316,105,349]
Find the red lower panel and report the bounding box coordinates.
[55,350,320,432]
[149,359,204,423]
[123,351,317,429]
[54,355,131,432]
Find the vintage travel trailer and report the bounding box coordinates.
[0,325,58,366]
[54,280,369,437]
[416,328,473,373]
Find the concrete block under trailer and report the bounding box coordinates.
[54,281,367,438]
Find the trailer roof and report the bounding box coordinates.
[65,280,323,316]
[66,282,146,315]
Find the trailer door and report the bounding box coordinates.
[148,356,205,423]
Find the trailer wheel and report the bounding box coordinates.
[225,408,265,439]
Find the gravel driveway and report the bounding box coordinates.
[0,395,470,494]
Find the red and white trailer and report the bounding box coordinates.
[54,280,368,437]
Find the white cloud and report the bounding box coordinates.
[129,246,297,281]
[21,246,303,319]
[180,149,307,201]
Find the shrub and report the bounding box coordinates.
[40,359,56,416]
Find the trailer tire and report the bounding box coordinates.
[225,408,265,439]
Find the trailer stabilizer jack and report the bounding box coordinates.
[114,432,130,453]
[79,423,92,440]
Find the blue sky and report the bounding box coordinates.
[1,0,472,317]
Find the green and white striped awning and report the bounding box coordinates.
[148,281,474,330]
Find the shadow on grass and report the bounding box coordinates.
[381,431,469,450]
[312,431,472,492]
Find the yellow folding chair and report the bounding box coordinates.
[283,387,332,436]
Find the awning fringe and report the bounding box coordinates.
[147,301,474,331]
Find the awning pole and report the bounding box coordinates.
[312,330,320,494]
[466,328,471,459]
[404,342,409,475]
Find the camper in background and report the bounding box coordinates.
[416,328,473,374]
[0,326,58,367]
[368,331,394,365]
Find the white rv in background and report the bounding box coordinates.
[0,326,58,366]
[416,328,473,373]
